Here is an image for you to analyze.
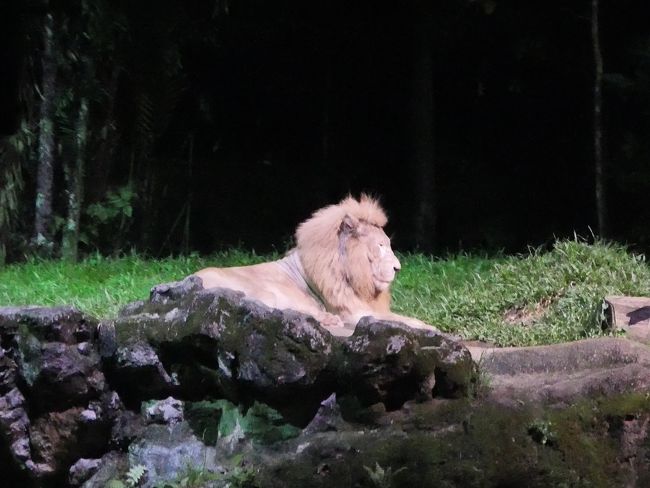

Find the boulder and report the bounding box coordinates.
[336,318,471,409]
[68,458,102,486]
[103,278,473,423]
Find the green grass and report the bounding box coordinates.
[393,239,650,346]
[0,250,274,319]
[1,240,650,346]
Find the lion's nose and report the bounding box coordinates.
[393,258,401,273]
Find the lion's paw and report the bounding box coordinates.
[316,311,345,329]
[316,312,354,337]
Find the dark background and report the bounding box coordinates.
[2,0,650,259]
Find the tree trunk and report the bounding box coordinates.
[88,65,120,205]
[61,97,88,261]
[0,140,23,266]
[592,0,607,237]
[411,4,436,251]
[33,12,57,252]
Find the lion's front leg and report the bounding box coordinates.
[386,313,438,331]
[347,311,438,332]
[314,311,354,337]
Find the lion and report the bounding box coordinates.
[193,195,434,336]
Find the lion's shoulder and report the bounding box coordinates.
[194,257,324,312]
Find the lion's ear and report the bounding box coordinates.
[340,214,360,236]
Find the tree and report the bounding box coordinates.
[61,97,88,261]
[33,11,57,253]
[0,137,24,265]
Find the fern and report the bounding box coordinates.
[125,464,147,487]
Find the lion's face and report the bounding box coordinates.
[364,226,401,292]
[339,215,401,296]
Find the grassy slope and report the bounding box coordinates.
[1,240,649,346]
[0,250,273,319]
[394,240,650,345]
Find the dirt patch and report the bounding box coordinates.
[503,294,560,326]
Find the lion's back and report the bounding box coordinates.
[193,261,321,312]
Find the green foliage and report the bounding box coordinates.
[0,252,208,318]
[105,480,127,488]
[184,400,223,445]
[225,463,257,488]
[152,465,220,488]
[125,464,147,487]
[151,457,256,488]
[467,358,492,400]
[151,466,257,488]
[106,464,147,488]
[527,419,558,447]
[81,186,137,253]
[86,186,136,226]
[363,462,406,488]
[185,399,300,446]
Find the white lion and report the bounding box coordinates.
[193,195,433,336]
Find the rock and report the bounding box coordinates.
[0,306,106,416]
[336,318,474,409]
[110,410,145,449]
[251,394,650,488]
[19,341,106,414]
[69,458,102,486]
[603,296,650,343]
[80,451,128,488]
[0,348,18,393]
[105,280,473,424]
[142,397,184,425]
[474,337,650,406]
[303,393,347,434]
[0,387,31,465]
[0,306,96,345]
[108,341,177,407]
[0,306,118,484]
[127,422,223,487]
[149,275,203,304]
[29,403,111,479]
[0,347,44,483]
[107,284,338,423]
[96,322,117,358]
